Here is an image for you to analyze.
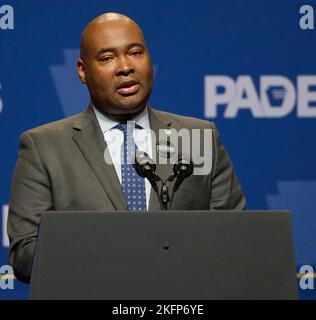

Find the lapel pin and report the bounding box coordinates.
[156,142,176,159]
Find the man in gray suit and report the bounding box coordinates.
[8,13,246,283]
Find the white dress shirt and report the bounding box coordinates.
[93,106,153,210]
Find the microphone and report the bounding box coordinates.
[172,155,194,192]
[134,151,171,211]
[134,152,193,211]
[134,151,159,192]
[168,154,194,210]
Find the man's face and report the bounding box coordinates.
[78,19,153,118]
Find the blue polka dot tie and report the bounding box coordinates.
[115,122,147,212]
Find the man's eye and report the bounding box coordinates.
[130,51,142,56]
[100,56,114,62]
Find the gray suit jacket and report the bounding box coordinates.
[8,105,246,283]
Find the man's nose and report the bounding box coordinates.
[116,56,134,76]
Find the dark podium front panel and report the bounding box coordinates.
[30,211,298,300]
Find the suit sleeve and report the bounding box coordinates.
[209,123,246,210]
[7,132,53,283]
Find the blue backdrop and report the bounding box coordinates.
[1,0,316,299]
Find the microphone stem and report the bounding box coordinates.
[160,181,170,211]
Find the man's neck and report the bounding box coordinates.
[93,105,147,122]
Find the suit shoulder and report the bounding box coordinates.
[151,108,216,129]
[20,113,82,140]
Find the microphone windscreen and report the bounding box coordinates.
[135,151,155,165]
[172,153,194,178]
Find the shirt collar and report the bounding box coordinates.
[93,105,150,133]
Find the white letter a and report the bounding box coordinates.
[299,5,314,30]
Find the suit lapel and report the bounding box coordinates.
[72,105,128,211]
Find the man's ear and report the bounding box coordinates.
[77,58,87,84]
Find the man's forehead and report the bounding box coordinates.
[85,20,144,48]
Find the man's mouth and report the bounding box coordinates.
[117,80,140,95]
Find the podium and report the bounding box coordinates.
[30,211,298,300]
